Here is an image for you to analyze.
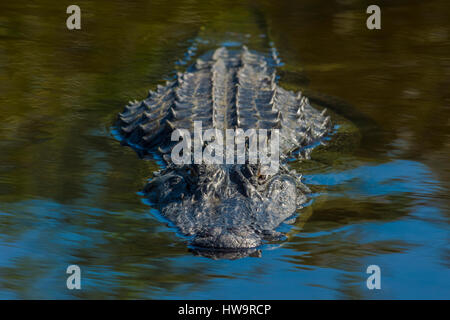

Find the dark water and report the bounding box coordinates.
[0,0,449,299]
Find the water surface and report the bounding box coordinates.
[0,0,449,299]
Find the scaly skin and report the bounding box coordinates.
[116,46,332,258]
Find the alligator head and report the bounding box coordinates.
[144,162,310,253]
[116,46,332,258]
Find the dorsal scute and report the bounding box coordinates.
[117,80,176,146]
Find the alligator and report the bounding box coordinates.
[116,46,332,258]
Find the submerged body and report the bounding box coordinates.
[117,46,332,257]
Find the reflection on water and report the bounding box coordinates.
[0,0,449,299]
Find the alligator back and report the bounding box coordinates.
[117,46,330,160]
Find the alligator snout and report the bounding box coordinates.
[192,226,262,249]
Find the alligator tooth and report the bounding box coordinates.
[320,108,327,116]
[296,92,302,100]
